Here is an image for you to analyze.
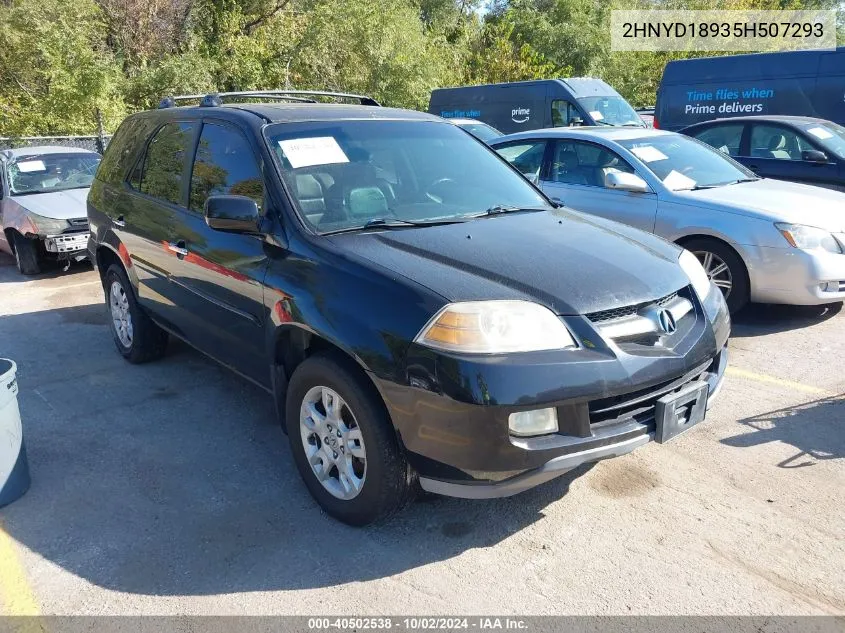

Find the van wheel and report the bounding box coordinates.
[12,232,41,275]
[684,238,749,313]
[285,353,414,526]
[105,264,168,363]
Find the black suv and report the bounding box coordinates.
[88,90,730,525]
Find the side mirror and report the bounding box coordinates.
[605,171,650,193]
[204,195,261,233]
[569,117,584,127]
[802,149,829,163]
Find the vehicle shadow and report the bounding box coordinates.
[0,251,93,283]
[720,394,845,468]
[0,302,584,596]
[731,301,842,338]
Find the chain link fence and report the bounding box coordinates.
[0,135,111,154]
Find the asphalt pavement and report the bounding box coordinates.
[0,252,843,616]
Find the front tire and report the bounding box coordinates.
[12,232,41,275]
[684,238,749,314]
[285,353,414,525]
[105,264,168,363]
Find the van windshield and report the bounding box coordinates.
[266,120,551,234]
[797,121,845,159]
[8,153,101,196]
[618,134,757,191]
[578,96,644,127]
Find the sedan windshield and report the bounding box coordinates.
[577,96,644,127]
[797,121,845,160]
[618,135,757,191]
[8,153,101,195]
[267,120,550,234]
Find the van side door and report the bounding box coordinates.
[168,119,272,386]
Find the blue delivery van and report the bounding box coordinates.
[429,78,645,134]
[656,47,845,131]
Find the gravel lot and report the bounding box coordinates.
[0,252,843,616]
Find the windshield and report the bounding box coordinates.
[577,96,644,127]
[8,152,101,196]
[797,121,845,160]
[618,134,757,191]
[455,122,503,143]
[266,120,550,234]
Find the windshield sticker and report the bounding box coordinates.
[663,170,697,191]
[807,126,834,140]
[15,160,46,173]
[589,110,604,121]
[278,137,349,169]
[630,146,668,163]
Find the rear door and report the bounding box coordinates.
[166,119,271,385]
[745,123,839,187]
[540,139,658,233]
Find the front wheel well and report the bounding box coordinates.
[95,246,123,286]
[675,234,751,312]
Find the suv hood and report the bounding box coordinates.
[674,179,845,232]
[8,188,89,220]
[328,210,689,316]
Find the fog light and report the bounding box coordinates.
[822,281,841,292]
[508,408,558,436]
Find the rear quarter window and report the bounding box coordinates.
[96,117,157,185]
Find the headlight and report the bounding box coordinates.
[775,223,842,254]
[27,212,69,235]
[414,300,576,354]
[679,249,711,300]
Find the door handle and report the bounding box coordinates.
[113,215,126,228]
[166,240,188,258]
[748,165,759,171]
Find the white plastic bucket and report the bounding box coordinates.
[0,359,30,507]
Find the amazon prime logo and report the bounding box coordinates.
[511,107,530,124]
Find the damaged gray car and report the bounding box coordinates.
[0,146,101,275]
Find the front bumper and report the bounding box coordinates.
[748,245,845,305]
[43,232,90,257]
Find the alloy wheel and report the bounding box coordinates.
[299,385,367,500]
[109,280,134,348]
[694,250,733,298]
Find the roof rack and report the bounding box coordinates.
[158,90,381,109]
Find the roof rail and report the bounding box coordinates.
[158,90,381,109]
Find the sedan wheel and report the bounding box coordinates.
[109,280,134,348]
[694,250,733,299]
[299,385,367,501]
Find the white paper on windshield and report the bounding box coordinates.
[15,160,46,173]
[589,110,604,121]
[663,170,697,191]
[278,137,349,169]
[630,145,668,163]
[807,126,834,140]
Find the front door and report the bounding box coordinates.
[540,139,659,233]
[744,123,840,188]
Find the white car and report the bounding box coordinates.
[0,146,100,275]
[492,128,845,312]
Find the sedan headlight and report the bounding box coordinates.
[775,223,842,254]
[414,300,576,354]
[678,249,711,300]
[27,212,69,235]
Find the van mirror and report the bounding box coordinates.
[205,195,261,233]
[605,171,649,193]
[802,149,829,163]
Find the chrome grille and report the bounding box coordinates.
[587,291,679,324]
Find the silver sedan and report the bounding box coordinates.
[491,128,845,312]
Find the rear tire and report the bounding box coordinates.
[12,232,41,275]
[285,353,414,526]
[105,264,168,363]
[683,238,749,314]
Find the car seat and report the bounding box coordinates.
[765,133,791,159]
[293,174,326,224]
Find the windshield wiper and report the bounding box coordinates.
[475,205,549,216]
[323,216,469,235]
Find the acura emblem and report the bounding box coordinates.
[657,309,677,334]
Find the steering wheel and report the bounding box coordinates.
[425,177,458,204]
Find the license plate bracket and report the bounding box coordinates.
[654,381,708,443]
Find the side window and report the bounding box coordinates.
[495,140,547,182]
[693,125,744,157]
[750,125,805,161]
[551,100,577,127]
[551,141,634,188]
[189,123,264,213]
[140,122,196,205]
